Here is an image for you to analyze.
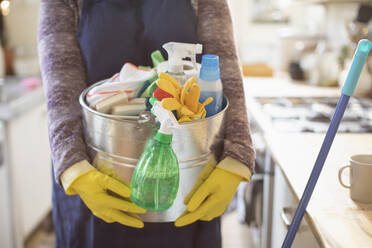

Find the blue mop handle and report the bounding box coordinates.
[282,39,371,248]
[342,40,372,96]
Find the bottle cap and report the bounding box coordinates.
[200,54,220,82]
[155,132,173,144]
[149,97,158,106]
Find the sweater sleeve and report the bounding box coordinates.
[38,0,90,184]
[196,0,255,173]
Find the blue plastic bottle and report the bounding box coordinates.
[198,54,223,117]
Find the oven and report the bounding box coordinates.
[240,96,372,248]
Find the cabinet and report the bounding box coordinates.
[271,166,320,248]
[8,102,51,247]
[0,139,13,248]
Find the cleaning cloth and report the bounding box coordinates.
[86,63,155,107]
[118,63,156,87]
[153,88,174,100]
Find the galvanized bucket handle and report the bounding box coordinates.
[102,111,154,123]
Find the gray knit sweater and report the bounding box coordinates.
[38,0,255,183]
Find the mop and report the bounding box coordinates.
[282,39,372,248]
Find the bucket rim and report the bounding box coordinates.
[79,79,229,125]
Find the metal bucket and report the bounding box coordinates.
[79,80,228,222]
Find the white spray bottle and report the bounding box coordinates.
[159,42,203,85]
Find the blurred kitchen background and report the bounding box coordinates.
[0,0,371,248]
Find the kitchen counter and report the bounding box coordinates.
[244,77,340,99]
[244,77,372,247]
[0,76,51,247]
[0,77,44,121]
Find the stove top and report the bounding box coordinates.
[259,97,372,133]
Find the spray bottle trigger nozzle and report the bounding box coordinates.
[152,101,179,135]
[162,42,203,74]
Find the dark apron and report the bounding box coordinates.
[52,0,222,247]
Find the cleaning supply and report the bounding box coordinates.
[198,54,223,117]
[149,96,158,105]
[98,98,147,116]
[138,65,152,70]
[157,74,181,98]
[157,60,201,84]
[282,39,371,247]
[182,78,200,113]
[131,101,180,211]
[151,50,165,68]
[87,88,133,108]
[21,77,42,90]
[135,80,151,98]
[86,63,155,107]
[127,98,146,105]
[119,63,156,87]
[140,80,158,98]
[95,91,128,113]
[138,74,159,98]
[61,160,146,228]
[157,73,213,123]
[160,42,202,85]
[175,156,251,227]
[153,87,174,101]
[112,104,146,116]
[145,98,153,111]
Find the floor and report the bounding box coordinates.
[222,211,255,248]
[25,230,55,248]
[26,211,254,248]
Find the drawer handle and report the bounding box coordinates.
[281,207,295,229]
[281,207,309,232]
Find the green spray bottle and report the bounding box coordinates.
[131,101,180,211]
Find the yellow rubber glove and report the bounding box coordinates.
[175,157,251,227]
[158,74,213,123]
[157,72,181,99]
[61,160,146,228]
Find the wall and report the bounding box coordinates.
[324,3,360,49]
[228,0,289,66]
[228,0,363,69]
[2,0,41,76]
[4,0,40,48]
[1,0,363,67]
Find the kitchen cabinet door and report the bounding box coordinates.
[271,165,320,248]
[8,102,51,242]
[0,161,13,248]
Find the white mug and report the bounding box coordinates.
[338,154,372,203]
